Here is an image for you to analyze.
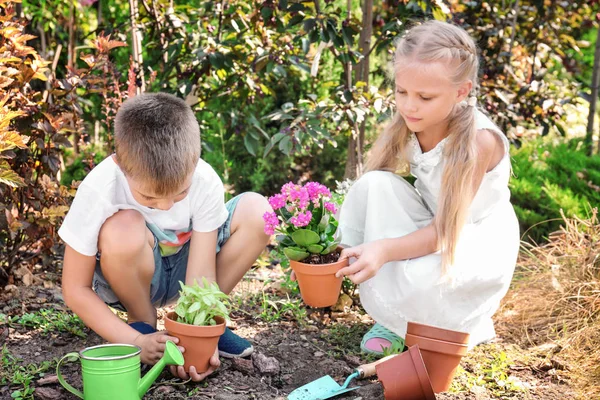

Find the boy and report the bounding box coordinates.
[59,93,271,381]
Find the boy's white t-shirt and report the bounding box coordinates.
[58,156,229,257]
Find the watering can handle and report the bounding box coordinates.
[57,352,84,399]
[355,354,398,379]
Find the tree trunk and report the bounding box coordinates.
[344,0,373,179]
[68,1,80,155]
[586,27,600,156]
[129,0,146,94]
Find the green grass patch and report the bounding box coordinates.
[1,345,56,400]
[319,322,368,359]
[451,344,529,397]
[4,308,86,338]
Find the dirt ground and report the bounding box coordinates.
[0,262,579,400]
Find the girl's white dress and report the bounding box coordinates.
[339,110,520,348]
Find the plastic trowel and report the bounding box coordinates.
[287,355,396,400]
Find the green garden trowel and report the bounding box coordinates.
[288,355,396,400]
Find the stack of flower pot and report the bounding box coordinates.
[404,322,470,393]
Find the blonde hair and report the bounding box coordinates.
[366,20,479,274]
[114,93,201,196]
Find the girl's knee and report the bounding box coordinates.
[98,209,153,255]
[358,170,395,187]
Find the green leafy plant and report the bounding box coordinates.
[1,345,55,400]
[510,138,600,242]
[174,278,230,326]
[381,339,406,357]
[257,292,307,325]
[263,181,340,262]
[9,308,86,338]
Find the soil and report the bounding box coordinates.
[0,262,578,400]
[303,250,341,265]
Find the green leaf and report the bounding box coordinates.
[283,247,310,261]
[244,134,259,156]
[325,218,338,235]
[321,241,340,255]
[193,310,207,326]
[261,7,272,20]
[303,18,316,32]
[342,25,355,46]
[0,162,25,187]
[187,302,201,314]
[288,14,304,27]
[291,229,320,246]
[279,136,293,154]
[276,234,296,247]
[307,244,324,253]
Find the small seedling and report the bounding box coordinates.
[381,339,406,357]
[9,308,86,338]
[174,277,230,326]
[1,346,54,400]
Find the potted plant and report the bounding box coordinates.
[164,277,229,373]
[263,181,348,307]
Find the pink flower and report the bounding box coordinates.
[304,182,322,201]
[80,0,98,6]
[281,182,299,196]
[268,194,286,210]
[290,211,312,227]
[324,202,337,214]
[263,211,279,235]
[304,182,331,201]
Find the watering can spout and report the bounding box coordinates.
[138,341,184,398]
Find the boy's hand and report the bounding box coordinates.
[133,331,182,365]
[169,347,220,382]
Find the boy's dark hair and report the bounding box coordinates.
[114,92,200,196]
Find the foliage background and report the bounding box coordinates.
[1,0,600,278]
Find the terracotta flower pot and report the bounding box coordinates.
[164,312,226,373]
[407,322,470,345]
[404,333,468,393]
[289,252,349,308]
[375,345,436,400]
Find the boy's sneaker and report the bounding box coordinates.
[129,321,157,335]
[218,327,254,358]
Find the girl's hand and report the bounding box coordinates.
[134,331,182,365]
[336,241,388,284]
[169,347,220,382]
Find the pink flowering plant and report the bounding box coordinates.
[263,182,341,262]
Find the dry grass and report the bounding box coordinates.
[496,208,600,398]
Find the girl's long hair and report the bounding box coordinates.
[366,20,479,275]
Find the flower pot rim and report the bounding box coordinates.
[405,333,469,356]
[407,321,470,344]
[164,312,226,337]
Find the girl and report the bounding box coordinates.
[336,20,520,355]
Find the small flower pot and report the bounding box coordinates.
[289,252,349,308]
[375,345,436,400]
[164,312,226,373]
[404,333,468,393]
[407,322,470,345]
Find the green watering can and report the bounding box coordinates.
[57,341,184,399]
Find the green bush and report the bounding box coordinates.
[60,146,107,186]
[510,139,600,243]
